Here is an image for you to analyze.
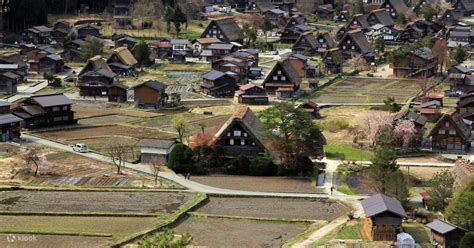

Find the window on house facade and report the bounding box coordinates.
[241,139,245,145]
[230,139,234,145]
[449,130,456,135]
[277,70,282,75]
[273,76,278,80]
[445,122,450,127]
[52,106,60,111]
[281,76,286,81]
[62,106,68,110]
[234,130,241,136]
[244,132,247,137]
[227,132,231,136]
[439,129,446,134]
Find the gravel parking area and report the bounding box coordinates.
[191,175,318,193]
[0,191,195,214]
[196,197,349,221]
[174,217,308,248]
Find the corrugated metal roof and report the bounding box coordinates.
[361,193,407,218]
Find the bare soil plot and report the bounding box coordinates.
[78,115,142,125]
[35,125,176,143]
[0,191,195,214]
[191,175,317,193]
[196,197,349,221]
[174,217,308,248]
[0,234,112,248]
[72,101,159,119]
[313,77,419,104]
[0,215,159,237]
[400,166,450,181]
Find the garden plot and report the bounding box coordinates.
[0,234,112,248]
[72,100,159,119]
[0,191,195,214]
[313,77,419,104]
[191,176,318,194]
[174,216,308,248]
[196,197,349,221]
[35,125,175,147]
[78,114,142,125]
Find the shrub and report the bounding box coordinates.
[167,143,194,174]
[460,232,474,248]
[318,118,350,133]
[248,157,277,176]
[226,156,250,175]
[278,156,313,176]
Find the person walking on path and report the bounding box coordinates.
[330,186,334,195]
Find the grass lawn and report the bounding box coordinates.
[337,185,358,195]
[325,143,374,161]
[0,215,159,240]
[311,219,367,247]
[403,222,433,246]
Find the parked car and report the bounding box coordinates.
[72,143,88,153]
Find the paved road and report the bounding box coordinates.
[21,134,366,200]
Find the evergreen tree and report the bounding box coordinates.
[445,177,474,230]
[374,37,385,53]
[369,147,399,194]
[163,5,174,33]
[133,40,150,67]
[451,44,469,64]
[80,37,103,61]
[172,5,187,35]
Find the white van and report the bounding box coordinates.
[72,144,88,153]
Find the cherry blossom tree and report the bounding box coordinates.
[358,112,392,145]
[394,120,417,150]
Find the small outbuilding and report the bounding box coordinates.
[362,193,407,241]
[426,219,466,248]
[107,82,129,103]
[136,139,177,165]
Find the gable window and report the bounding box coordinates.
[241,139,245,145]
[438,129,445,134]
[277,70,282,75]
[227,132,231,137]
[281,76,286,81]
[352,46,355,49]
[234,130,241,136]
[273,76,278,80]
[244,132,247,137]
[342,45,346,49]
[445,122,450,127]
[449,130,456,135]
[230,139,234,145]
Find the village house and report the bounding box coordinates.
[456,93,474,121]
[335,10,349,22]
[150,39,173,60]
[132,80,167,109]
[205,43,238,62]
[246,0,274,13]
[107,82,128,103]
[417,100,442,120]
[262,59,301,98]
[0,53,28,83]
[113,33,137,50]
[315,31,336,54]
[200,17,244,44]
[106,47,137,76]
[0,101,21,142]
[280,15,312,44]
[347,14,371,31]
[362,194,407,241]
[429,112,471,152]
[200,70,238,97]
[338,29,375,63]
[298,100,320,118]
[265,8,286,28]
[213,105,267,158]
[0,72,20,94]
[29,54,64,74]
[111,0,132,15]
[448,64,471,87]
[439,8,463,27]
[399,20,444,43]
[191,37,221,57]
[323,48,345,74]
[234,83,269,105]
[365,24,396,43]
[315,4,335,21]
[448,26,474,45]
[170,39,189,64]
[281,53,312,78]
[12,93,76,128]
[379,0,410,20]
[272,0,297,12]
[427,219,467,248]
[292,32,319,55]
[393,47,438,78]
[74,23,101,39]
[51,21,70,43]
[25,25,53,44]
[453,0,474,16]
[62,39,85,62]
[137,139,177,165]
[367,9,395,28]
[78,56,117,97]
[393,109,427,144]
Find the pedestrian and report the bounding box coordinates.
[187,172,191,180]
[184,172,188,180]
[330,186,334,195]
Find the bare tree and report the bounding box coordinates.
[22,146,42,176]
[106,141,130,174]
[171,114,187,143]
[346,54,368,71]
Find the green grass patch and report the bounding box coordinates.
[282,223,324,248]
[317,118,350,133]
[325,143,374,161]
[311,219,367,247]
[337,185,357,195]
[403,222,432,245]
